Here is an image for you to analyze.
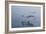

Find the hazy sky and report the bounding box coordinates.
[11,6,41,28]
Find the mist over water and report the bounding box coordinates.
[11,6,41,28]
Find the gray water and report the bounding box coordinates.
[11,6,41,28]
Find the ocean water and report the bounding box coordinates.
[11,6,41,28]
